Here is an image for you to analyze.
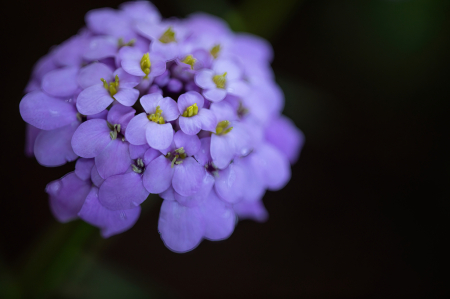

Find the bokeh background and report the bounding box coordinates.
[1,0,450,298]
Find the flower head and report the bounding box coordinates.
[19,1,304,253]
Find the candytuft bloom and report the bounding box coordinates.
[19,1,304,253]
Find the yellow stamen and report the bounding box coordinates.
[215,120,233,135]
[100,75,119,97]
[213,72,227,89]
[118,38,136,47]
[140,53,151,78]
[159,27,176,44]
[147,106,165,124]
[182,103,198,117]
[181,55,196,70]
[210,44,221,59]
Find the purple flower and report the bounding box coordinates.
[125,93,179,150]
[143,130,204,196]
[21,3,303,251]
[177,91,217,135]
[71,104,134,179]
[76,68,140,115]
[195,58,249,102]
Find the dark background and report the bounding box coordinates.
[1,0,449,298]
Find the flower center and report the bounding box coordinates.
[140,53,151,78]
[159,27,176,44]
[118,38,135,47]
[213,72,227,89]
[182,103,198,117]
[132,158,145,174]
[165,147,186,168]
[181,55,196,70]
[107,122,123,141]
[101,75,119,97]
[147,106,165,124]
[237,102,248,118]
[215,120,233,135]
[210,44,221,59]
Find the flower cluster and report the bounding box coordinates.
[20,1,304,252]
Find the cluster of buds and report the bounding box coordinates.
[20,1,304,252]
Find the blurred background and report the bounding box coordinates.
[1,0,450,298]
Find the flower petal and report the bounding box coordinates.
[95,139,132,179]
[77,62,113,89]
[76,84,113,115]
[107,104,136,132]
[198,108,217,132]
[114,88,139,106]
[201,190,236,241]
[143,155,174,194]
[75,158,95,181]
[194,69,215,89]
[203,88,227,102]
[71,119,112,158]
[41,67,79,97]
[47,172,91,222]
[173,130,200,156]
[140,92,163,113]
[125,113,150,145]
[179,116,202,135]
[233,200,268,222]
[129,144,150,159]
[20,91,78,130]
[34,121,79,167]
[99,172,149,210]
[172,157,205,196]
[210,133,235,169]
[146,122,173,150]
[159,97,180,121]
[177,91,204,112]
[174,172,214,207]
[158,199,205,253]
[91,165,104,187]
[194,137,211,166]
[79,186,141,238]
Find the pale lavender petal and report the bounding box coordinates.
[214,163,245,204]
[251,144,291,191]
[86,8,135,40]
[146,122,173,150]
[140,93,163,113]
[194,69,215,89]
[77,62,113,89]
[114,88,139,106]
[233,200,268,222]
[34,121,79,167]
[195,137,211,166]
[76,84,113,115]
[210,100,238,122]
[210,134,235,169]
[107,104,135,132]
[265,116,305,164]
[160,187,176,201]
[173,131,200,156]
[227,80,250,97]
[120,47,145,76]
[174,172,214,207]
[179,116,202,135]
[95,139,132,179]
[129,144,150,159]
[197,108,217,132]
[83,36,118,61]
[114,67,141,88]
[99,172,149,210]
[79,186,141,238]
[149,56,167,76]
[143,155,174,194]
[172,157,205,196]
[201,190,236,240]
[125,113,150,145]
[144,148,160,165]
[53,34,88,67]
[86,109,108,120]
[213,59,242,81]
[203,88,227,102]
[75,158,95,181]
[91,165,104,187]
[177,91,204,112]
[159,97,180,121]
[47,172,91,222]
[71,119,111,158]
[20,91,78,130]
[158,199,205,253]
[166,78,182,93]
[41,67,79,97]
